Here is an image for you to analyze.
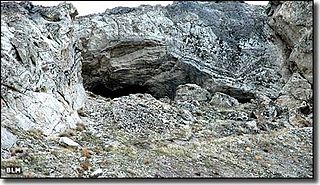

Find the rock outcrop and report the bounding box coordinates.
[1,1,313,178]
[266,1,313,129]
[1,2,86,157]
[75,1,284,100]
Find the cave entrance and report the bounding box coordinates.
[89,83,149,99]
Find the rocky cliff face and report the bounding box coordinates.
[1,2,86,158]
[1,1,313,178]
[266,1,313,130]
[76,1,284,100]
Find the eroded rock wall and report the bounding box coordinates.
[1,2,86,157]
[267,1,313,128]
[75,1,285,100]
[0,1,313,178]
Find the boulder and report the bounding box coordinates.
[175,84,211,102]
[210,92,240,108]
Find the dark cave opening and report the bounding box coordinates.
[89,83,149,99]
[236,97,253,104]
[223,89,255,104]
[81,52,208,100]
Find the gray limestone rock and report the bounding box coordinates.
[175,84,211,102]
[75,1,284,100]
[281,73,312,103]
[210,92,240,108]
[1,128,17,158]
[0,1,313,179]
[265,0,313,134]
[267,1,313,84]
[59,137,81,148]
[1,1,86,138]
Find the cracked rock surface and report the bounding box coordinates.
[1,2,86,158]
[76,1,284,100]
[1,1,313,178]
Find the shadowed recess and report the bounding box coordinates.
[89,83,149,99]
